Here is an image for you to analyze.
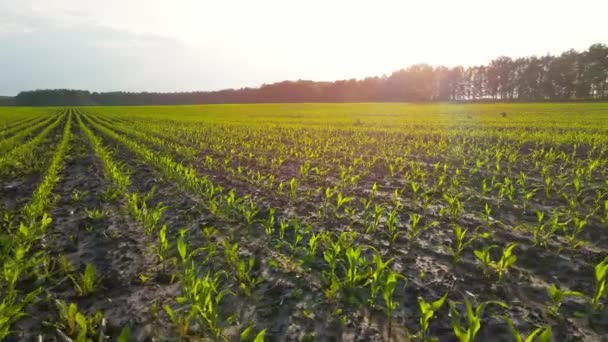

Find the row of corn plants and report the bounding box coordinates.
[0,110,71,339]
[78,111,266,340]
[0,112,66,176]
[0,113,60,154]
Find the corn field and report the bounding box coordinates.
[1,103,607,341]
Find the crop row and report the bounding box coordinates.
[0,109,72,339]
[0,112,66,177]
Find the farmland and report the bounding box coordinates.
[1,103,608,341]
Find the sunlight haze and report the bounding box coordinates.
[1,0,606,95]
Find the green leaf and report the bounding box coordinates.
[595,257,608,282]
[547,284,558,300]
[431,293,448,312]
[117,325,131,342]
[164,305,175,321]
[563,289,584,298]
[503,243,517,257]
[75,312,88,342]
[240,325,254,341]
[524,327,542,342]
[537,326,552,342]
[253,329,266,342]
[473,250,487,263]
[453,325,469,342]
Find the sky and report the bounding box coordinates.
[1,0,607,96]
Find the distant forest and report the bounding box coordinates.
[3,43,607,106]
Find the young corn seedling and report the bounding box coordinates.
[516,171,527,192]
[54,300,89,341]
[342,246,370,292]
[473,243,517,281]
[235,256,260,297]
[366,249,395,309]
[69,263,98,297]
[502,316,552,342]
[473,245,494,278]
[544,175,553,197]
[442,193,464,220]
[323,273,341,302]
[532,211,562,247]
[204,182,222,201]
[591,256,608,312]
[128,189,167,235]
[385,209,400,245]
[567,216,588,249]
[410,180,421,200]
[305,231,323,265]
[163,304,194,338]
[224,189,242,216]
[449,298,508,342]
[416,293,448,342]
[546,283,584,315]
[494,243,517,281]
[312,166,328,178]
[288,225,305,255]
[504,177,515,203]
[322,236,342,301]
[84,207,106,221]
[405,213,423,241]
[202,226,217,241]
[495,182,506,208]
[470,158,483,176]
[360,183,377,219]
[382,270,401,338]
[392,188,402,209]
[223,241,259,296]
[522,189,536,213]
[482,202,492,227]
[335,191,351,213]
[264,208,275,237]
[239,200,259,225]
[58,254,76,275]
[70,189,87,202]
[365,204,384,234]
[101,187,121,202]
[343,206,358,224]
[187,272,230,339]
[299,160,311,177]
[449,225,476,263]
[288,177,298,199]
[157,224,170,265]
[275,218,289,243]
[481,178,491,196]
[252,170,266,187]
[0,211,13,229]
[177,229,211,270]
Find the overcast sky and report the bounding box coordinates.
[1,0,607,95]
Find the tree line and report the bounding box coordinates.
[6,43,608,106]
